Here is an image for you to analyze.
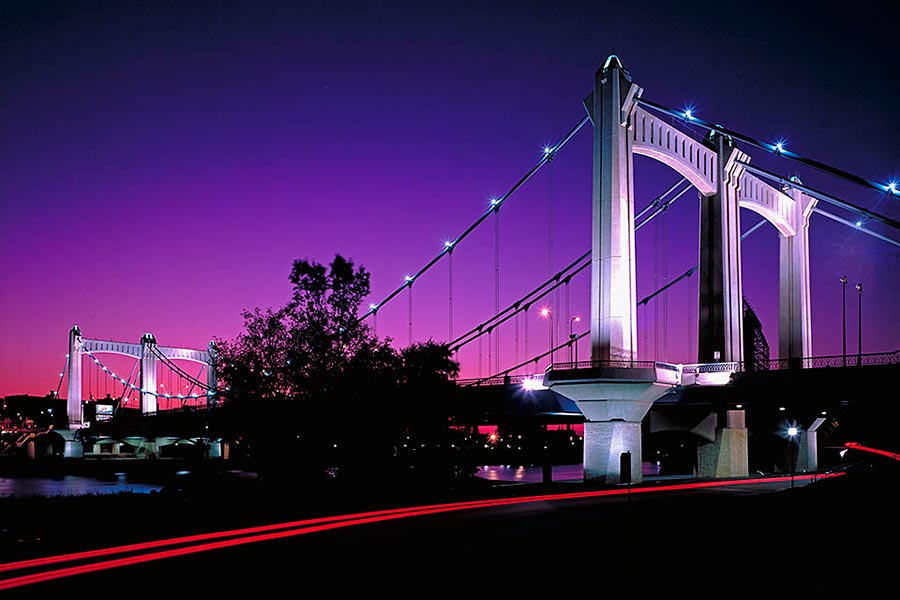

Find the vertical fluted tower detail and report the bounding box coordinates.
[589,55,642,363]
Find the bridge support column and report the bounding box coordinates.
[546,365,673,484]
[66,325,83,428]
[779,179,816,368]
[585,55,642,363]
[797,418,825,473]
[140,333,158,415]
[208,440,224,458]
[59,429,83,458]
[698,135,747,364]
[584,420,644,484]
[697,409,748,478]
[136,438,159,459]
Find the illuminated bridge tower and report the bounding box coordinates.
[65,325,216,427]
[546,56,674,484]
[546,56,818,483]
[140,333,159,415]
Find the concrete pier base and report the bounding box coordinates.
[584,420,643,484]
[697,410,748,478]
[546,366,675,484]
[797,417,824,473]
[59,429,84,458]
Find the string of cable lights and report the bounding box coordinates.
[360,114,591,322]
[80,346,217,400]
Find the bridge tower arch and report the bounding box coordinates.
[591,58,816,366]
[549,55,818,484]
[65,325,216,429]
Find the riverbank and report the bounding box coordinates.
[1,456,896,568]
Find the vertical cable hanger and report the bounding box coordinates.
[448,247,453,343]
[494,202,501,373]
[547,150,555,364]
[663,205,669,359]
[408,282,413,347]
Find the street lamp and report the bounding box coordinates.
[856,282,863,366]
[787,426,799,489]
[569,316,581,364]
[840,276,847,367]
[540,307,553,366]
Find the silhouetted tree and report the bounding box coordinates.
[213,254,465,489]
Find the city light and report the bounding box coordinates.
[521,377,547,391]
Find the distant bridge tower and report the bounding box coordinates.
[66,325,216,429]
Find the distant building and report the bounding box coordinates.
[0,394,68,430]
[0,394,69,458]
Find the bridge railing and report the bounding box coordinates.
[455,374,536,387]
[455,360,660,388]
[752,350,899,371]
[453,350,898,388]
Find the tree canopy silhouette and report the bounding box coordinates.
[213,254,462,486]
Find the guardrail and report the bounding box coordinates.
[454,350,898,388]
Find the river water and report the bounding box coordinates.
[0,473,164,497]
[0,462,668,498]
[475,461,664,483]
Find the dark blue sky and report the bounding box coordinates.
[2,1,898,395]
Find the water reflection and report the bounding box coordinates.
[0,474,162,498]
[476,462,662,483]
[476,464,583,482]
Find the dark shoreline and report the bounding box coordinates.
[2,456,896,569]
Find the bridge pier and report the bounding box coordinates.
[794,417,825,473]
[583,420,643,483]
[60,429,84,458]
[697,409,748,478]
[546,365,674,484]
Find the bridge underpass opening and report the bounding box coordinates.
[641,429,707,477]
[633,155,700,365]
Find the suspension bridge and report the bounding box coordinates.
[53,55,899,480]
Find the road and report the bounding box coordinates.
[1,470,893,596]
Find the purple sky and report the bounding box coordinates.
[2,1,898,398]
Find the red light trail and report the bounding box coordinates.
[0,473,839,590]
[842,442,900,462]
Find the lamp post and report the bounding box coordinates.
[840,276,847,367]
[856,283,863,366]
[787,426,799,489]
[540,307,553,366]
[569,316,581,364]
